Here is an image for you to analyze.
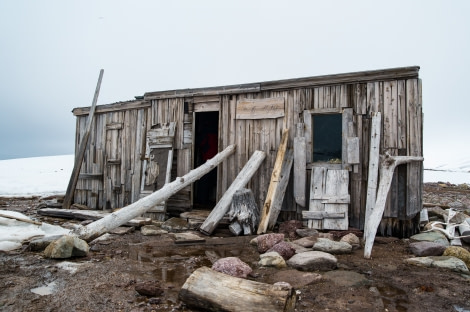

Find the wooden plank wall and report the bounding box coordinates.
[75,107,149,210]
[73,78,422,233]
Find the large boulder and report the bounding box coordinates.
[259,252,287,268]
[43,235,89,259]
[278,220,303,240]
[410,231,449,246]
[211,257,252,278]
[313,238,352,254]
[404,256,469,274]
[409,241,446,256]
[257,233,285,253]
[267,241,296,260]
[287,251,337,271]
[443,246,470,269]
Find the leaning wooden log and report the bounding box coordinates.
[363,153,424,259]
[179,266,296,312]
[73,144,236,242]
[199,151,266,236]
[63,69,104,209]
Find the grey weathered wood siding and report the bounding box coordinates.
[72,67,423,233]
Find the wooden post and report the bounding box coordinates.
[363,154,423,259]
[257,129,291,234]
[199,150,266,236]
[294,123,306,207]
[179,266,296,312]
[73,144,236,242]
[63,69,104,209]
[363,112,381,239]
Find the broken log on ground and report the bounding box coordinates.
[199,150,266,236]
[228,188,259,236]
[179,266,296,312]
[363,153,423,259]
[73,144,236,242]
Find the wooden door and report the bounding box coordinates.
[303,167,350,230]
[140,122,176,220]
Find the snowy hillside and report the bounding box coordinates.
[0,154,468,197]
[0,155,74,197]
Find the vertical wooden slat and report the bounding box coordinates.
[383,81,398,150]
[397,80,407,150]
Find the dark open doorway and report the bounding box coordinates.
[193,111,219,209]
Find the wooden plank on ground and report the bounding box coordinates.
[38,208,151,227]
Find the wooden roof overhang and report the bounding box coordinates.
[73,66,419,116]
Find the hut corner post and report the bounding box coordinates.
[363,154,423,259]
[74,144,236,242]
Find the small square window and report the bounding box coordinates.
[313,114,342,162]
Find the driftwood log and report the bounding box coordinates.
[73,144,236,242]
[179,266,296,312]
[228,188,259,236]
[199,150,266,236]
[363,153,423,258]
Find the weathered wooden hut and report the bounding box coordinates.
[71,66,423,237]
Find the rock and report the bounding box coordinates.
[313,238,352,254]
[443,246,470,269]
[410,231,449,246]
[409,241,446,256]
[270,270,322,288]
[427,206,447,220]
[296,228,319,238]
[404,256,469,274]
[211,257,252,278]
[448,201,464,209]
[161,218,189,232]
[249,236,258,246]
[134,281,164,297]
[340,233,361,250]
[141,225,168,236]
[43,235,89,259]
[278,220,303,240]
[267,241,296,260]
[323,270,370,287]
[318,233,334,240]
[259,252,287,268]
[109,226,135,235]
[287,251,337,271]
[171,232,204,241]
[257,233,285,253]
[423,222,444,231]
[292,237,317,248]
[29,235,64,252]
[285,241,310,254]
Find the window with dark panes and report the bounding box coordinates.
[312,114,342,162]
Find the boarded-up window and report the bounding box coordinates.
[313,114,342,162]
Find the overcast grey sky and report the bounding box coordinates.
[0,0,469,166]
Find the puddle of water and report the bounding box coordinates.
[377,284,409,312]
[31,281,57,296]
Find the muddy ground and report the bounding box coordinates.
[1,183,470,312]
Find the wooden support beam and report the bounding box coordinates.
[294,123,306,207]
[301,211,345,220]
[179,266,296,312]
[63,69,104,209]
[363,154,423,259]
[364,112,381,240]
[73,144,236,242]
[199,150,266,236]
[257,129,290,234]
